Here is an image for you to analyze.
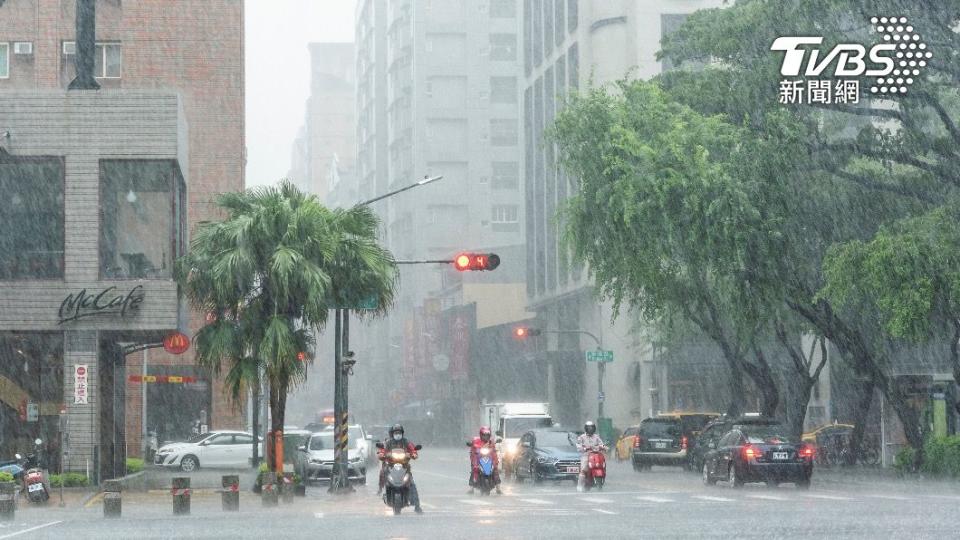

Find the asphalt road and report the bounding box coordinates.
[2,448,959,539]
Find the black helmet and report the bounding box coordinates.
[584,421,596,435]
[389,424,404,436]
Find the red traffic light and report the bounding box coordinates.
[297,351,307,361]
[513,326,542,339]
[453,252,501,271]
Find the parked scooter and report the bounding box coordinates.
[20,438,49,504]
[582,447,607,491]
[376,441,422,515]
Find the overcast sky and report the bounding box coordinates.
[245,0,356,188]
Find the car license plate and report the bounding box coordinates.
[773,452,789,460]
[28,483,43,493]
[655,442,667,449]
[566,466,579,473]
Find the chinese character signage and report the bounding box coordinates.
[74,364,89,404]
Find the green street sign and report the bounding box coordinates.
[585,349,614,363]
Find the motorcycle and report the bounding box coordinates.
[466,441,498,496]
[582,447,607,491]
[376,442,422,515]
[21,438,49,504]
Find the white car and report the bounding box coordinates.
[322,424,373,464]
[154,431,263,472]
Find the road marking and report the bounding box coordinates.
[802,493,850,500]
[415,469,468,482]
[592,508,618,515]
[84,492,104,508]
[747,494,788,501]
[866,494,910,501]
[314,512,324,518]
[693,495,734,502]
[459,499,494,506]
[581,496,614,504]
[0,521,62,539]
[635,495,674,503]
[927,495,960,501]
[421,503,438,509]
[518,498,553,505]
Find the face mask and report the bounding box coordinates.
[393,433,402,441]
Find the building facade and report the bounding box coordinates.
[521,0,724,430]
[0,0,244,478]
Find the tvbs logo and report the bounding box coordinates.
[772,16,932,100]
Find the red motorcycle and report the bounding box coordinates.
[583,448,606,491]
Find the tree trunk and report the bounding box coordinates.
[251,375,260,468]
[787,378,815,440]
[272,380,287,474]
[743,348,779,417]
[848,377,874,465]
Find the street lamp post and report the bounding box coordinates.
[327,175,443,495]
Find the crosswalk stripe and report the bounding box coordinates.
[803,494,850,500]
[459,499,494,506]
[592,508,618,515]
[693,495,734,502]
[866,494,910,501]
[421,503,439,509]
[635,495,674,503]
[314,513,324,518]
[581,497,614,504]
[747,494,788,501]
[519,498,554,505]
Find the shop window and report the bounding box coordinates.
[0,333,65,471]
[0,43,9,78]
[100,160,183,279]
[0,157,64,280]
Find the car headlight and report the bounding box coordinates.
[309,458,323,464]
[536,456,549,464]
[157,448,173,455]
[349,456,361,463]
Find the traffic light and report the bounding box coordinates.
[453,252,500,271]
[513,326,542,339]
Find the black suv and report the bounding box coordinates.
[632,417,687,471]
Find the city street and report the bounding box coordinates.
[1,448,958,539]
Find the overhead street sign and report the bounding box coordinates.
[585,349,614,363]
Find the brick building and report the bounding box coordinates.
[0,0,244,477]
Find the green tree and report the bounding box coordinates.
[177,181,396,472]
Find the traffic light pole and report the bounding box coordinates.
[537,330,604,418]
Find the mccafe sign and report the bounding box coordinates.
[58,285,145,324]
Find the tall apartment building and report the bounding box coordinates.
[351,0,527,430]
[0,0,244,478]
[522,0,724,428]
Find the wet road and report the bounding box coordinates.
[3,448,959,539]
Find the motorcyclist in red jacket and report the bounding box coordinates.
[468,426,501,495]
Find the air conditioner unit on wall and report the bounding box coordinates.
[13,42,32,55]
[62,41,76,55]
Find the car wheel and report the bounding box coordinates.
[180,455,199,473]
[702,463,717,486]
[727,464,742,488]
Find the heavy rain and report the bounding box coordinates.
[0,0,959,538]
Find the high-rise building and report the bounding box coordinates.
[0,0,244,478]
[522,0,724,428]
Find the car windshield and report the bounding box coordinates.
[309,433,334,451]
[642,421,681,438]
[536,432,575,448]
[504,418,553,437]
[744,426,795,444]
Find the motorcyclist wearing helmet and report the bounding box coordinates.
[377,424,422,513]
[576,421,606,492]
[467,426,501,495]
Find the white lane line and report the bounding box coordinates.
[581,496,614,504]
[747,494,788,501]
[314,512,324,518]
[866,494,910,501]
[802,493,850,500]
[927,495,960,501]
[0,521,62,539]
[519,498,553,505]
[692,495,734,502]
[415,469,469,482]
[635,495,674,503]
[592,508,618,515]
[421,503,439,509]
[459,499,494,506]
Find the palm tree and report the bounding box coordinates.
[176,181,396,472]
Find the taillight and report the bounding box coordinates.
[799,444,815,459]
[681,436,688,450]
[634,436,642,448]
[742,445,758,460]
